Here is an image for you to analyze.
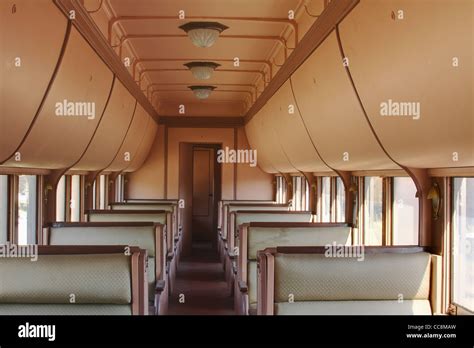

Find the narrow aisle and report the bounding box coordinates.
[167,242,234,315]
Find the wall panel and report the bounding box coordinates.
[269,81,330,172]
[2,27,113,169]
[105,104,149,171]
[291,31,398,170]
[0,0,68,161]
[73,81,136,170]
[339,0,473,168]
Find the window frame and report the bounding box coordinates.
[12,174,41,245]
[362,176,384,246]
[391,176,419,246]
[450,176,474,314]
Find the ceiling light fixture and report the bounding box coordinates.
[184,62,221,80]
[179,22,229,48]
[188,85,216,100]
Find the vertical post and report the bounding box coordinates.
[302,172,317,215]
[42,170,66,225]
[336,171,354,225]
[281,173,293,206]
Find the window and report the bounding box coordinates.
[56,176,66,222]
[70,175,81,222]
[17,175,37,245]
[321,177,331,222]
[292,176,302,211]
[364,177,383,245]
[276,176,286,204]
[452,178,474,312]
[92,179,97,209]
[392,177,419,245]
[115,174,125,202]
[99,175,107,209]
[0,175,8,243]
[336,177,346,223]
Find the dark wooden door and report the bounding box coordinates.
[192,147,215,243]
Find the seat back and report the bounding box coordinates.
[258,246,437,315]
[0,245,147,315]
[219,200,276,230]
[221,203,288,242]
[228,211,312,251]
[239,223,351,307]
[86,210,174,255]
[109,203,179,242]
[44,222,166,300]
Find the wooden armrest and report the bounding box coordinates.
[238,281,248,293]
[155,280,166,293]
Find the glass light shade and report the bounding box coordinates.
[190,65,214,79]
[188,28,220,48]
[184,62,220,80]
[179,22,229,48]
[189,86,216,100]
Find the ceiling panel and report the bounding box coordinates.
[91,0,306,117]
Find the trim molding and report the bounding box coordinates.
[53,0,159,123]
[244,0,359,124]
[159,116,244,128]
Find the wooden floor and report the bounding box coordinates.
[167,242,234,315]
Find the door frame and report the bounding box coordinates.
[188,143,222,249]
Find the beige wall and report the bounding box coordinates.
[127,126,273,200]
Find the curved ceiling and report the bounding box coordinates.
[2,27,114,169]
[245,0,473,172]
[0,0,68,162]
[1,0,159,173]
[339,0,473,168]
[87,0,309,117]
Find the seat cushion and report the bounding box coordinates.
[274,300,432,315]
[0,304,132,315]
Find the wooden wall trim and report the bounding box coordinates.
[244,0,359,123]
[164,126,168,199]
[53,0,159,123]
[233,127,238,200]
[159,116,245,128]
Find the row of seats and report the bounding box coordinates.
[0,199,182,315]
[0,246,148,315]
[218,200,442,315]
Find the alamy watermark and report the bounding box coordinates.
[217,146,257,167]
[324,242,365,261]
[380,99,420,120]
[0,242,38,261]
[55,99,96,120]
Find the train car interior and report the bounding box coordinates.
[0,0,473,345]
